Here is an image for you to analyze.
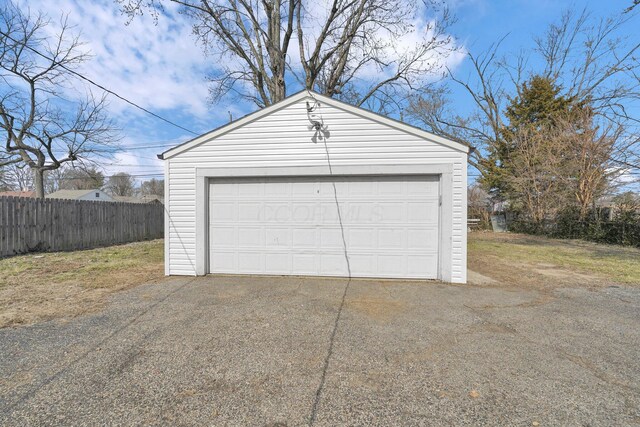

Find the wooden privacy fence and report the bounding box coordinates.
[0,196,164,257]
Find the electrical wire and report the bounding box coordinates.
[116,144,184,150]
[0,30,199,136]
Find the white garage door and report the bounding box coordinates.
[208,175,440,279]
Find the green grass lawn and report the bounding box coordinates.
[469,232,640,286]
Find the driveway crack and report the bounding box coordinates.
[308,277,350,426]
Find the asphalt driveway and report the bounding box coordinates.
[1,275,639,426]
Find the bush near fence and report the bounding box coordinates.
[0,196,164,257]
[508,207,640,247]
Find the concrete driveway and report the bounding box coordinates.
[1,275,639,426]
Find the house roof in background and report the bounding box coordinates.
[0,190,36,198]
[46,189,104,200]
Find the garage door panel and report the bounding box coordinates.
[349,254,375,276]
[238,182,263,197]
[320,228,343,249]
[347,228,375,249]
[407,178,438,195]
[265,228,290,247]
[293,254,318,274]
[346,180,375,196]
[264,184,289,198]
[378,180,405,194]
[238,203,262,221]
[407,254,438,276]
[210,184,237,197]
[378,228,404,249]
[292,228,318,247]
[376,202,405,223]
[320,202,340,221]
[210,226,236,246]
[320,254,347,275]
[377,254,405,275]
[264,202,290,222]
[211,202,236,221]
[407,228,438,250]
[291,203,319,222]
[210,251,236,271]
[265,253,290,271]
[238,252,263,272]
[238,227,263,246]
[343,202,376,224]
[408,201,438,222]
[292,182,319,196]
[209,175,439,279]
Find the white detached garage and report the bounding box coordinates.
[160,91,469,283]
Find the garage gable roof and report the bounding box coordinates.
[159,90,470,160]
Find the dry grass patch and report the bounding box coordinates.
[0,240,164,328]
[469,232,640,288]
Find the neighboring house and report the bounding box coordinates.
[47,189,114,202]
[0,190,36,198]
[159,90,470,283]
[112,195,164,204]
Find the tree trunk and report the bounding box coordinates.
[33,168,45,199]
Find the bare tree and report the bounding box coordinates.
[558,109,622,219]
[107,172,136,197]
[3,163,34,191]
[496,107,623,226]
[467,184,491,227]
[612,191,640,216]
[44,167,65,194]
[140,178,164,197]
[58,166,106,190]
[0,165,9,190]
[503,125,568,227]
[535,9,640,176]
[0,2,119,198]
[118,0,457,112]
[407,8,640,185]
[406,38,509,184]
[535,10,640,127]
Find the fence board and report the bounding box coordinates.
[0,196,164,257]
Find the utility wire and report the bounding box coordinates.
[102,164,161,167]
[0,30,199,136]
[118,143,184,150]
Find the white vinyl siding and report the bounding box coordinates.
[166,94,467,282]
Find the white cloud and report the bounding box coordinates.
[22,0,212,121]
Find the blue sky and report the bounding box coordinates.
[21,0,639,185]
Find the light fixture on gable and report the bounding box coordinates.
[306,98,330,142]
[306,100,323,131]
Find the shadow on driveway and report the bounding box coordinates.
[1,275,639,426]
